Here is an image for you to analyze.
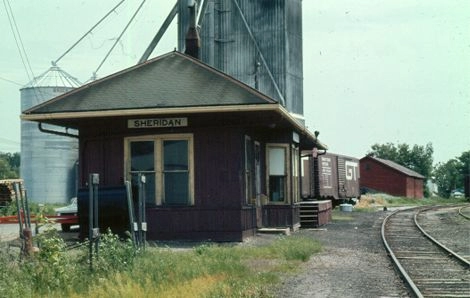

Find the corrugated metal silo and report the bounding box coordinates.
[20,65,81,204]
[179,0,304,120]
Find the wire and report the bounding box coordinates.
[53,0,126,66]
[0,76,22,86]
[93,0,146,77]
[3,0,35,85]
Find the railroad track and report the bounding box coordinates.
[382,206,470,298]
[459,205,470,220]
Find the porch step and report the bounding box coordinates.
[257,227,291,236]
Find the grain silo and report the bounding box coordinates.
[20,65,81,204]
[178,0,304,120]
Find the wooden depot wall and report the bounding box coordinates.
[76,114,301,241]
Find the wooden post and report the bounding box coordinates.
[22,228,33,256]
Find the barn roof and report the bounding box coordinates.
[22,51,276,115]
[363,156,425,179]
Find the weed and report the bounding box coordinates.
[0,232,322,297]
[93,229,136,274]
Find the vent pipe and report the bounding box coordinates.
[184,0,200,59]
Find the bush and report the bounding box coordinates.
[22,228,77,296]
[92,229,136,274]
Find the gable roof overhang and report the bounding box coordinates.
[21,103,327,150]
[20,51,327,150]
[360,156,425,179]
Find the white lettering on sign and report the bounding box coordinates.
[345,161,359,181]
[128,118,188,128]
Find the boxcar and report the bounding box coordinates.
[301,153,360,206]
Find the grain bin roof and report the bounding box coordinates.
[21,65,81,89]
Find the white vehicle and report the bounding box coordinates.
[450,190,464,199]
[54,197,78,232]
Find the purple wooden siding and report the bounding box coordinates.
[79,136,124,187]
[77,123,259,241]
[146,207,254,241]
[262,204,300,228]
[75,117,303,241]
[194,128,244,208]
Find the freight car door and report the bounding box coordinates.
[318,154,338,199]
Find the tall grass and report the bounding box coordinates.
[0,233,321,298]
[353,194,468,212]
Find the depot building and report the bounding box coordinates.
[22,51,326,241]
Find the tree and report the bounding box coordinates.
[434,159,462,197]
[434,150,470,198]
[457,151,470,178]
[0,152,20,179]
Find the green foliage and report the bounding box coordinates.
[93,229,136,274]
[22,228,77,296]
[0,245,32,297]
[0,200,19,216]
[457,151,470,177]
[433,150,470,197]
[0,152,20,179]
[383,196,466,206]
[0,200,57,216]
[0,233,322,297]
[268,235,321,261]
[434,159,462,197]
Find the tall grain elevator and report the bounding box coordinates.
[20,65,81,204]
[178,0,304,120]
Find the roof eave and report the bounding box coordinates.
[363,156,424,179]
[21,103,327,150]
[21,104,278,121]
[276,105,328,150]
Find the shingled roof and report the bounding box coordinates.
[23,51,276,115]
[366,156,425,179]
[21,51,328,150]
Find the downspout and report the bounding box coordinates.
[38,123,79,139]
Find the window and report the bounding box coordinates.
[266,144,289,203]
[163,140,189,205]
[245,136,254,204]
[245,137,262,205]
[125,134,193,206]
[130,141,156,204]
[292,145,300,203]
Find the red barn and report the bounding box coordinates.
[360,156,424,198]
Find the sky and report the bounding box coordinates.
[1,0,469,165]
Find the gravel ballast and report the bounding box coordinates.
[276,209,411,298]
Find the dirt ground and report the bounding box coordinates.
[1,209,411,297]
[275,209,411,298]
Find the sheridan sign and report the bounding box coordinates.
[128,117,188,128]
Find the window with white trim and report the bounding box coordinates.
[125,134,194,206]
[266,144,289,203]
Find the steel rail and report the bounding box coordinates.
[381,208,424,298]
[459,205,470,220]
[414,207,470,267]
